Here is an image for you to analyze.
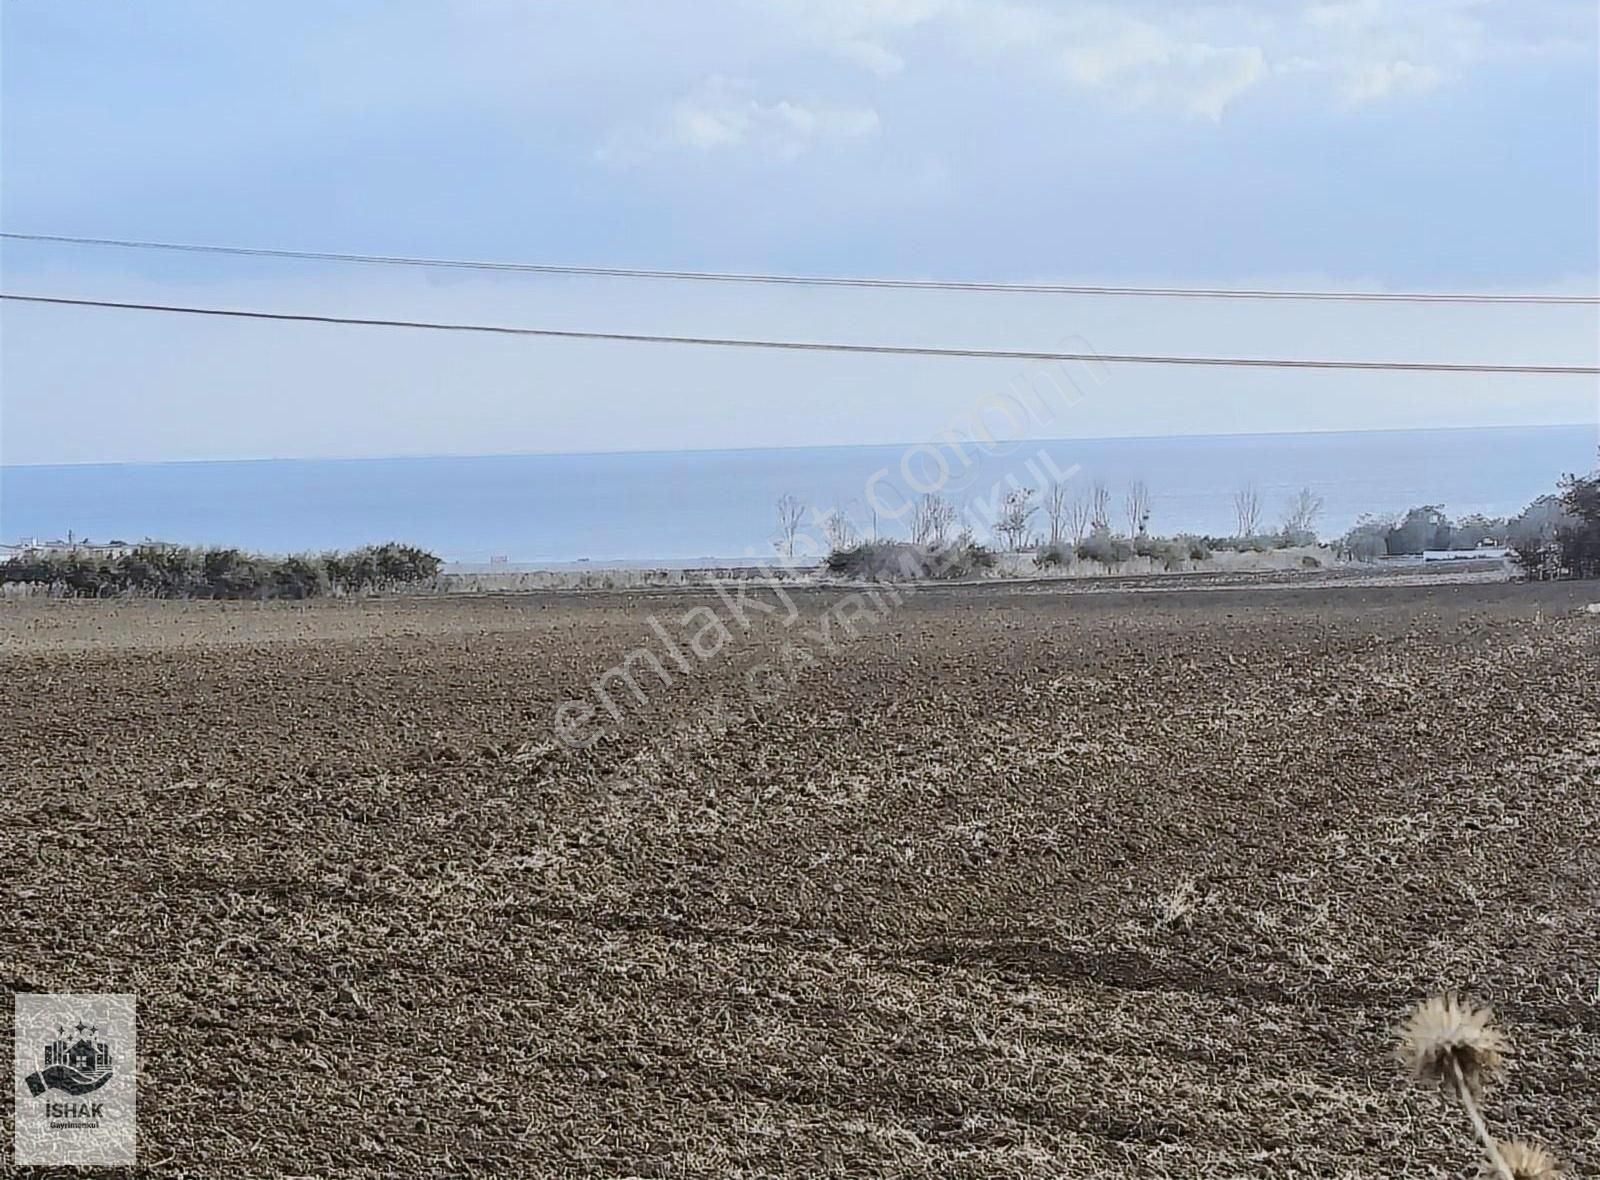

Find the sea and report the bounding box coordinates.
[2,424,1594,565]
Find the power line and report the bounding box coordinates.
[4,231,1596,306]
[4,292,1596,375]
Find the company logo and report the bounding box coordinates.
[12,993,136,1165]
[25,1020,114,1100]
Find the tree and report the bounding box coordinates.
[1386,505,1451,555]
[1281,487,1324,542]
[1450,514,1503,549]
[1068,495,1093,545]
[1233,484,1263,538]
[1044,482,1070,546]
[1339,513,1396,561]
[1089,481,1111,531]
[774,493,806,560]
[822,507,857,551]
[910,493,956,547]
[1560,470,1600,523]
[1507,495,1574,578]
[994,487,1038,551]
[1123,480,1151,537]
[1556,471,1600,577]
[1503,470,1600,579]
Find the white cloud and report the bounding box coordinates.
[1054,21,1269,120]
[601,77,880,165]
[1341,58,1443,103]
[835,38,907,77]
[757,0,939,73]
[756,0,1592,118]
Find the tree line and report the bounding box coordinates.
[1337,470,1600,577]
[792,464,1600,581]
[0,542,443,599]
[794,478,1330,575]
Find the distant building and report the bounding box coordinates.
[3,537,146,560]
[1423,547,1509,562]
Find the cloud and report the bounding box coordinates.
[834,38,907,77]
[1340,58,1443,103]
[757,0,938,74]
[600,77,880,165]
[758,0,1592,118]
[1053,21,1269,120]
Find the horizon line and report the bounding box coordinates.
[1,419,1594,472]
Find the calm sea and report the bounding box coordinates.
[2,425,1594,564]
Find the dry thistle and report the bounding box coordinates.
[1481,1141,1562,1180]
[1400,994,1517,1180]
[1398,993,1508,1097]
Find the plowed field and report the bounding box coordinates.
[3,579,1597,1177]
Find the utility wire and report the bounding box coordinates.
[3,231,1596,306]
[4,292,1596,375]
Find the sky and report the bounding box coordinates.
[1,0,1597,466]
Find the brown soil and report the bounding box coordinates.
[3,580,1597,1177]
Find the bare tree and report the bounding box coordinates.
[1089,480,1111,531]
[1045,481,1071,546]
[1233,484,1263,538]
[1281,487,1325,540]
[1069,495,1093,545]
[822,506,858,551]
[1123,480,1152,537]
[774,493,806,559]
[910,493,956,547]
[994,486,1039,551]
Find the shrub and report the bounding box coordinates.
[1340,515,1394,561]
[1132,535,1194,570]
[1385,505,1451,555]
[1340,507,1511,560]
[1506,475,1599,579]
[274,555,330,600]
[826,539,994,581]
[0,543,443,599]
[1034,542,1072,568]
[1556,471,1600,578]
[1076,526,1134,565]
[826,542,930,580]
[936,536,995,578]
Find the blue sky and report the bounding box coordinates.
[2,0,1596,464]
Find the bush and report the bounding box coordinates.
[1556,471,1600,578]
[0,542,442,599]
[1339,507,1511,560]
[1340,515,1394,561]
[1076,526,1134,565]
[1034,542,1072,568]
[1198,533,1276,553]
[1502,473,1600,579]
[826,539,995,581]
[937,536,995,578]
